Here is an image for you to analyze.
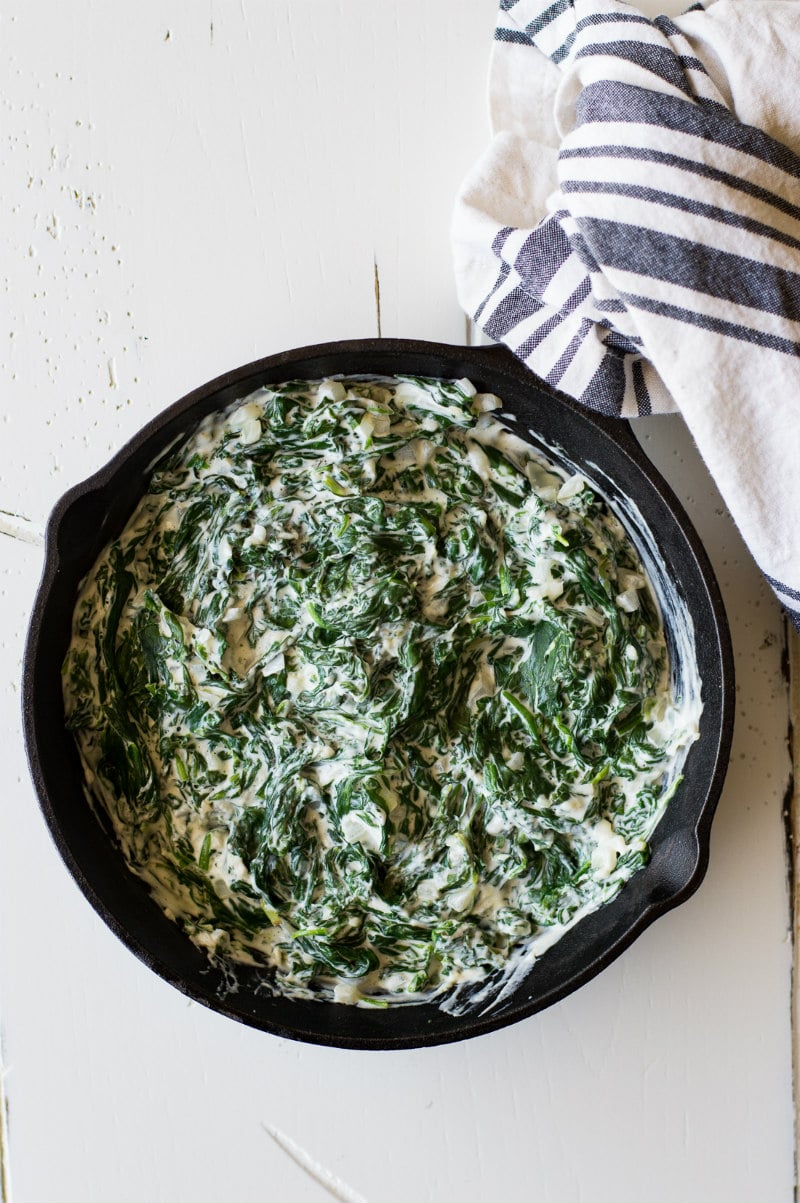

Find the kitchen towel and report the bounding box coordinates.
[453,0,800,628]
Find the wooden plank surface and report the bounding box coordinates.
[0,3,795,1200]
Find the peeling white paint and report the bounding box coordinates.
[0,1029,12,1203]
[0,511,44,547]
[262,1124,368,1203]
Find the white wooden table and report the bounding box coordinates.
[1,3,795,1200]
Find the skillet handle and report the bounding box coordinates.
[46,481,111,570]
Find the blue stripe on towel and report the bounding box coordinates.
[576,82,800,179]
[619,293,800,356]
[574,42,694,96]
[578,351,626,415]
[765,575,800,604]
[631,359,652,415]
[545,318,595,386]
[562,181,800,254]
[577,218,800,321]
[559,145,800,226]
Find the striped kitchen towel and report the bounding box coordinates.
[453,0,800,628]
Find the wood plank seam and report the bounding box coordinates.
[0,1029,12,1203]
[787,619,799,1198]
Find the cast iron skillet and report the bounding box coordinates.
[22,338,735,1049]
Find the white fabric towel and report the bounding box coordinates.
[453,0,800,628]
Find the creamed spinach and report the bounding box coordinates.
[63,376,698,1012]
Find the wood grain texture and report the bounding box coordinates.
[0,2,795,1201]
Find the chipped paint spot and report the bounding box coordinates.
[71,188,98,213]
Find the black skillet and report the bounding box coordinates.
[22,338,735,1049]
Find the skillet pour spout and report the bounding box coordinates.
[22,338,734,1049]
